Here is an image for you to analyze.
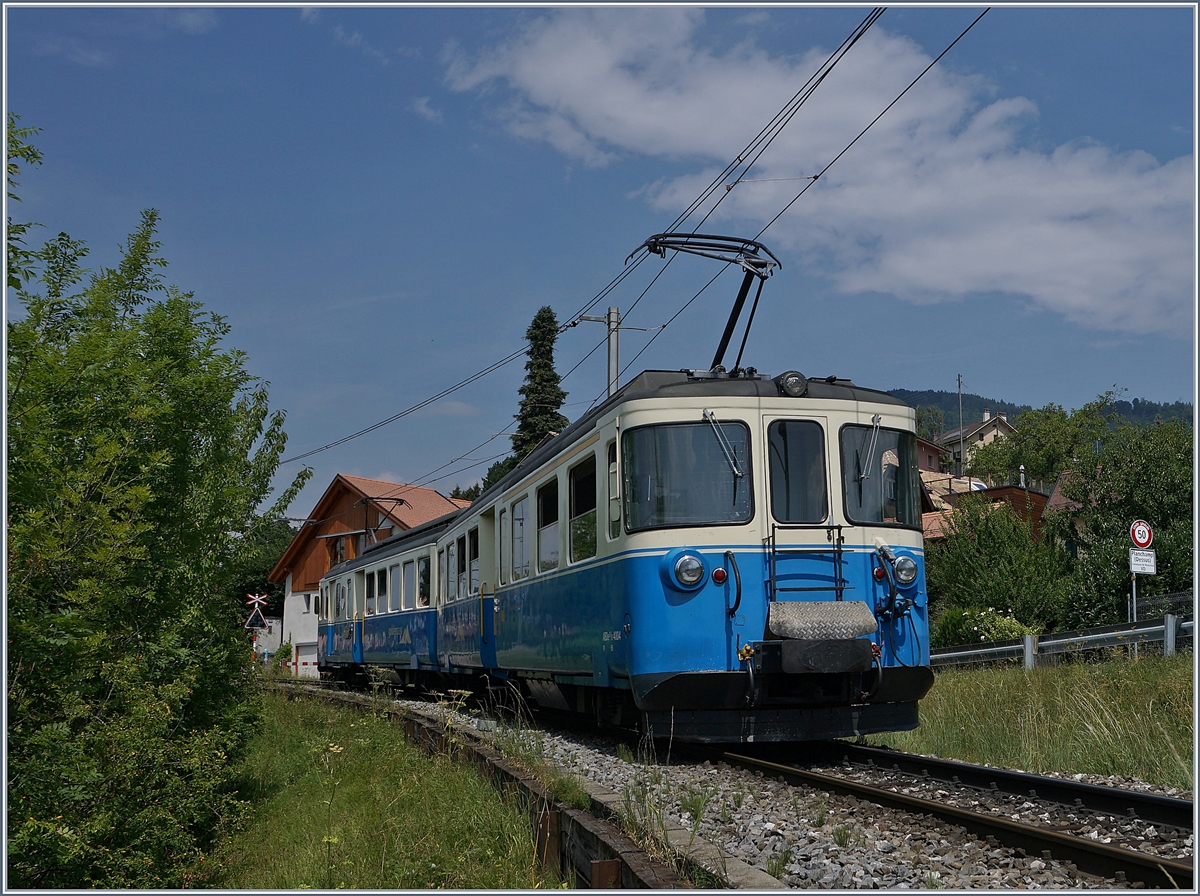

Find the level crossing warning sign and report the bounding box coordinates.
[244,593,269,630]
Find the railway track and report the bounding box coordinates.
[279,681,1193,887]
[713,744,1194,889]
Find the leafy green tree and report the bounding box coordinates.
[925,495,1073,631]
[449,482,482,503]
[915,404,945,442]
[7,203,309,885]
[7,112,43,290]
[225,516,300,616]
[1051,417,1193,627]
[968,394,1114,483]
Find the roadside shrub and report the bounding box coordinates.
[931,606,1040,649]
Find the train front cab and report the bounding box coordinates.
[616,395,935,743]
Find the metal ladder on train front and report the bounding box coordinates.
[767,523,850,602]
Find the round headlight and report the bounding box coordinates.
[776,370,808,397]
[894,556,918,585]
[674,554,705,587]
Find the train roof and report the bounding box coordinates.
[470,368,908,509]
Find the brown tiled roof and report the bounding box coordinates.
[923,510,951,541]
[1045,472,1083,514]
[338,475,466,528]
[268,474,464,583]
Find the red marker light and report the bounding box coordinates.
[872,566,887,581]
[712,567,728,585]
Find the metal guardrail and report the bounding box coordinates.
[932,615,1193,669]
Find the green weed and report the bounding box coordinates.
[871,653,1193,789]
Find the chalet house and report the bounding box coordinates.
[937,409,1016,475]
[268,474,470,677]
[916,436,943,473]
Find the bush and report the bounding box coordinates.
[931,606,1040,649]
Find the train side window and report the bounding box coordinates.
[347,577,355,617]
[607,441,620,539]
[403,560,416,610]
[365,570,376,615]
[511,497,530,580]
[537,479,560,573]
[456,535,468,597]
[447,542,458,600]
[569,455,597,562]
[390,565,401,612]
[418,556,431,607]
[499,509,509,585]
[468,528,480,594]
[438,550,446,603]
[377,569,388,613]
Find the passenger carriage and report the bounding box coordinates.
[317,367,934,742]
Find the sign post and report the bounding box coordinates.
[1127,522,1155,658]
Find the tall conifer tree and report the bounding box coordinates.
[512,305,569,458]
[478,306,569,492]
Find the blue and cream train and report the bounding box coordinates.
[317,367,934,743]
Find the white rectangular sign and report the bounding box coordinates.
[1129,549,1157,575]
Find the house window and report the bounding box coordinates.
[304,593,311,614]
[328,537,345,567]
[569,455,597,562]
[537,479,559,573]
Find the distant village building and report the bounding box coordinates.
[268,475,470,677]
[936,408,1016,475]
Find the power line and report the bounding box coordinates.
[588,8,991,406]
[757,7,991,240]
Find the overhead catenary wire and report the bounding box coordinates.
[585,8,991,412]
[282,8,982,472]
[279,13,889,467]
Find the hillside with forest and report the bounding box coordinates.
[889,389,1192,434]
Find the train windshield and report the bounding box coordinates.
[623,421,752,531]
[840,424,921,528]
[767,419,828,523]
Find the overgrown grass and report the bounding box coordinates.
[871,653,1193,790]
[200,693,560,889]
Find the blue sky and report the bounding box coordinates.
[6,5,1195,519]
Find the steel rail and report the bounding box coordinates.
[825,742,1194,831]
[697,747,1193,889]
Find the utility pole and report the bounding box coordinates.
[957,374,964,480]
[579,306,621,397]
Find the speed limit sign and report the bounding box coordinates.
[1130,520,1153,549]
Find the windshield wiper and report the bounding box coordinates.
[703,409,745,479]
[857,414,882,482]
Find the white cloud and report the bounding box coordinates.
[446,10,1194,337]
[34,36,111,66]
[413,96,443,123]
[300,7,320,24]
[157,9,218,35]
[335,24,389,65]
